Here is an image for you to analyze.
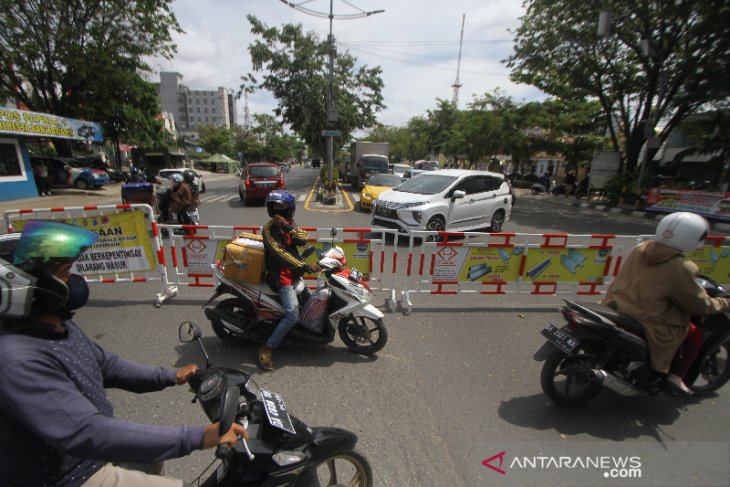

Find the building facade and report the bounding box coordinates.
[156,72,238,134]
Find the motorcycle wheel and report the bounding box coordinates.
[210,298,254,345]
[307,450,373,487]
[540,347,602,406]
[338,316,387,355]
[689,340,730,395]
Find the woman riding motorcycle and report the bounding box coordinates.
[602,212,730,395]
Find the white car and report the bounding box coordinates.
[157,168,206,193]
[391,163,411,179]
[372,169,512,239]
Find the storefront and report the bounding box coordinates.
[0,107,103,202]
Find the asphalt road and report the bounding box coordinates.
[9,167,730,486]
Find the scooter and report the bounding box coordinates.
[178,321,374,486]
[534,275,730,405]
[203,246,388,355]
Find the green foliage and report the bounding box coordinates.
[507,0,730,176]
[243,15,385,156]
[198,125,234,156]
[0,0,181,149]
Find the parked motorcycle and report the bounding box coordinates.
[535,275,730,405]
[204,246,388,355]
[178,321,373,486]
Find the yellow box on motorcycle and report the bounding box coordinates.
[222,233,264,284]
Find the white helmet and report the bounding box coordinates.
[654,212,709,252]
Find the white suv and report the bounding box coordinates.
[371,169,512,238]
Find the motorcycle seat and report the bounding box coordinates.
[580,303,646,338]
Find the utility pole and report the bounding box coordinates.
[279,0,384,202]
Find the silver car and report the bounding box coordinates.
[372,169,512,239]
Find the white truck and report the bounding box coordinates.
[348,141,390,189]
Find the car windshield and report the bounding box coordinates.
[249,166,279,177]
[67,160,88,169]
[361,157,388,170]
[394,174,457,195]
[367,175,402,187]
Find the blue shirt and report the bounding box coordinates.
[0,320,204,486]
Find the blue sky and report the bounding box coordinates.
[147,0,547,128]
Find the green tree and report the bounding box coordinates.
[0,0,181,153]
[198,125,234,156]
[243,15,385,156]
[507,0,730,179]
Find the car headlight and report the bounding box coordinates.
[398,201,427,209]
[363,193,372,200]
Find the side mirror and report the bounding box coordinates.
[452,190,466,200]
[178,321,202,342]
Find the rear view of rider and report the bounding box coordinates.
[602,212,730,395]
[259,190,320,371]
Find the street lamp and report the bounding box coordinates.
[279,0,384,195]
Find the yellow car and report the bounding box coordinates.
[359,174,404,212]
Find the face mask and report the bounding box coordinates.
[65,274,90,311]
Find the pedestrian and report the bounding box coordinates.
[33,159,51,196]
[0,220,247,487]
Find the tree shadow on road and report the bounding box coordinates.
[497,391,701,443]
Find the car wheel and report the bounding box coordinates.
[75,179,89,190]
[200,182,206,193]
[490,209,505,232]
[239,190,246,204]
[425,216,445,242]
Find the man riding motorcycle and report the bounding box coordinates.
[602,212,730,395]
[0,221,246,487]
[258,190,320,371]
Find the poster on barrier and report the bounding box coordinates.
[433,246,522,282]
[11,211,157,275]
[686,247,730,284]
[523,247,610,283]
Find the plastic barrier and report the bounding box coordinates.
[3,204,177,307]
[396,230,730,314]
[157,224,401,310]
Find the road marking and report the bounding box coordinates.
[303,177,356,213]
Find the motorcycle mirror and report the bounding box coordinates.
[330,227,337,238]
[178,321,202,342]
[218,386,239,437]
[178,322,211,369]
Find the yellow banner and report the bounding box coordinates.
[12,211,157,275]
[686,247,730,283]
[523,247,609,283]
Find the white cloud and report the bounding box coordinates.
[147,0,546,127]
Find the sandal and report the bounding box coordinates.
[258,346,274,371]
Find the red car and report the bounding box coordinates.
[239,163,285,204]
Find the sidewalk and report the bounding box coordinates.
[0,169,233,218]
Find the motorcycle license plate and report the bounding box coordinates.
[541,324,578,354]
[260,389,296,434]
[349,267,362,283]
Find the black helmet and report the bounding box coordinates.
[0,220,98,320]
[265,190,296,219]
[182,169,196,184]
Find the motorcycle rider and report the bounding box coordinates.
[258,190,321,371]
[602,212,730,395]
[0,220,247,487]
[170,171,199,225]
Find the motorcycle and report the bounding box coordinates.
[535,275,730,405]
[203,246,388,355]
[178,321,374,486]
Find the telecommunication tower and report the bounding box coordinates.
[452,14,466,107]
